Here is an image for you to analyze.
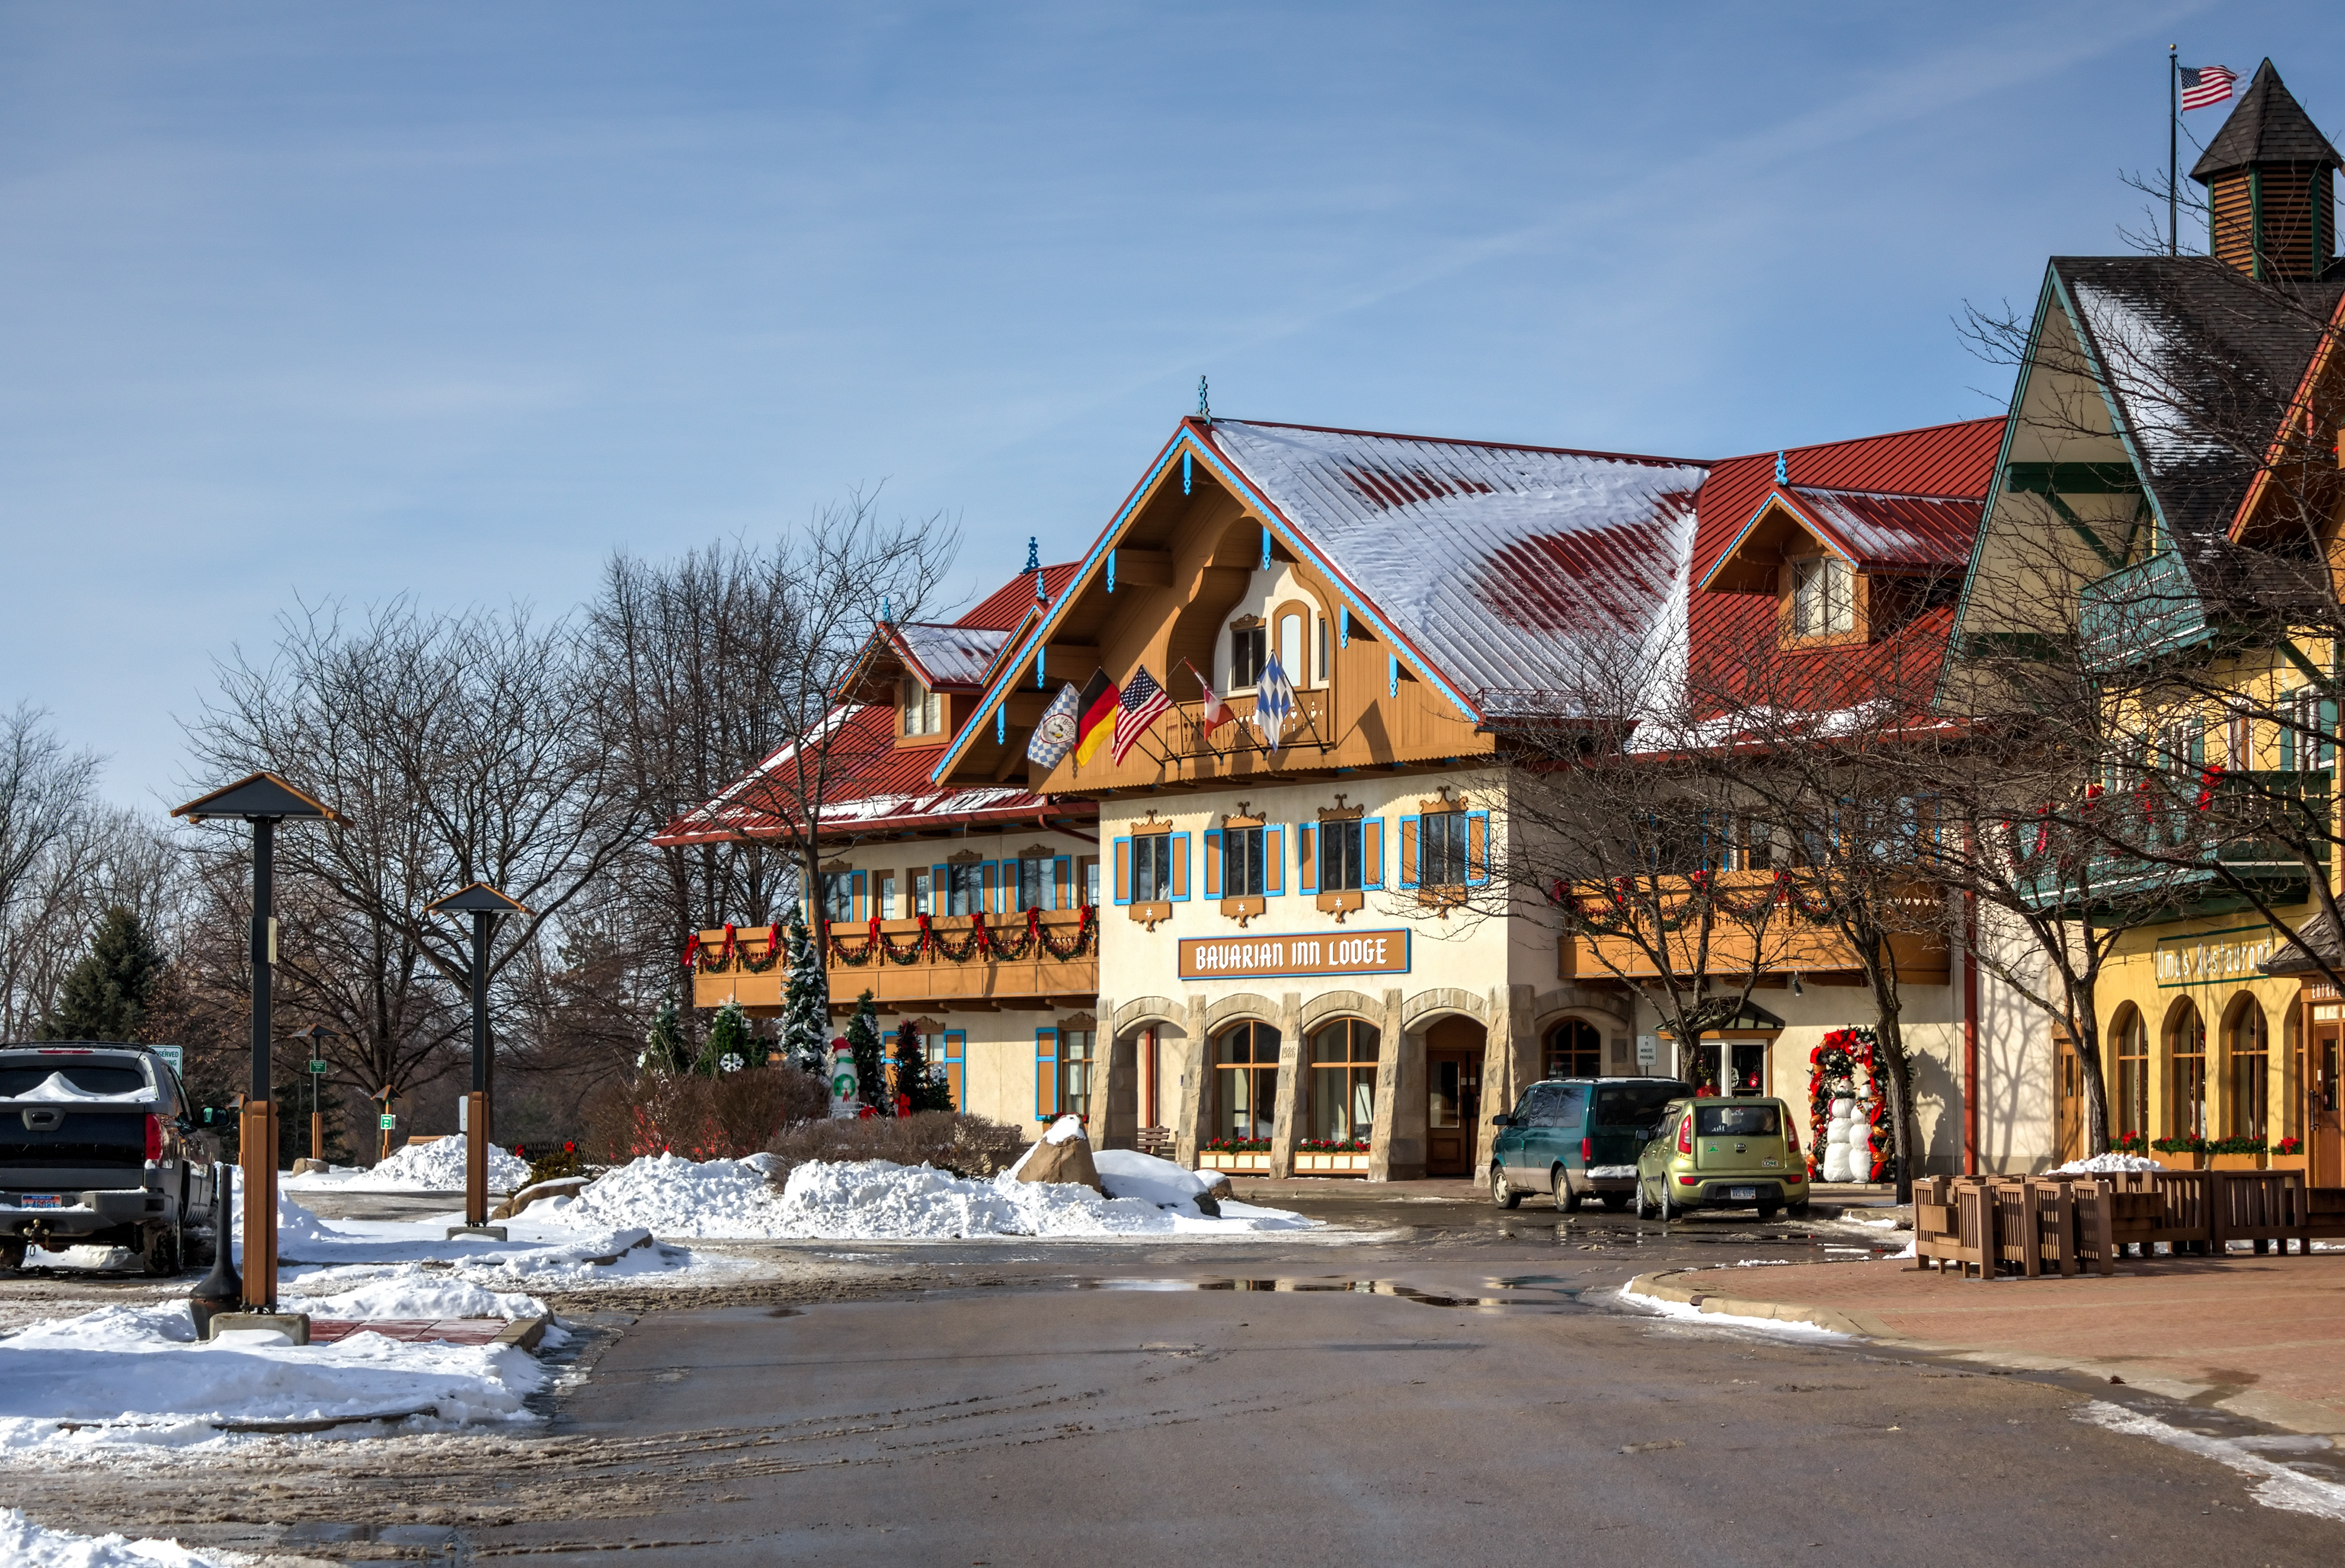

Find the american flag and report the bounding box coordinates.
[1110,664,1170,764]
[2180,64,2236,112]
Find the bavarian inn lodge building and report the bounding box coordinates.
[662,62,2345,1187]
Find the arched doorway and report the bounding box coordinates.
[1423,1014,1485,1177]
[1544,1019,1602,1080]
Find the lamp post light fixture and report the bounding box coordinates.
[171,771,342,1333]
[423,882,530,1235]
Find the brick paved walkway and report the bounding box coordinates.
[1646,1253,2345,1434]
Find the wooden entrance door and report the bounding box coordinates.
[2054,1035,2086,1166]
[1425,1043,1482,1177]
[2314,1024,2343,1188]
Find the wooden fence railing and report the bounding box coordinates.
[1913,1170,2345,1279]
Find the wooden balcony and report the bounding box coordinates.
[689,910,1098,1015]
[1557,872,1949,987]
[1044,691,1487,790]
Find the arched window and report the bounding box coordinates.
[1545,1019,1602,1080]
[2111,1006,2149,1140]
[1214,1022,1281,1142]
[2225,997,2268,1140]
[2167,1000,2206,1138]
[1307,1018,1379,1142]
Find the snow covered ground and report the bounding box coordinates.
[0,1187,740,1455]
[0,1509,247,1567]
[281,1137,532,1192]
[543,1143,1319,1242]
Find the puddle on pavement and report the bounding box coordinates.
[1085,1277,1587,1311]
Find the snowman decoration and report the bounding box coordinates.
[828,1036,860,1119]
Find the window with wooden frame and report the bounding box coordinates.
[1213,1020,1281,1142]
[816,862,856,923]
[1271,597,1319,689]
[1229,615,1267,689]
[1114,818,1185,927]
[1782,553,1859,644]
[899,677,944,739]
[1305,798,1372,920]
[1211,808,1281,923]
[1399,792,1486,905]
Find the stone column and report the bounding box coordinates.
[1268,990,1305,1178]
[1368,986,1424,1181]
[1093,1006,1139,1151]
[1173,993,1213,1168]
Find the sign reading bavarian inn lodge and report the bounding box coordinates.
[1178,930,1411,981]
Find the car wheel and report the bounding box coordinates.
[1552,1167,1580,1213]
[139,1222,181,1278]
[1659,1180,1678,1223]
[0,1239,23,1272]
[1787,1199,1811,1219]
[1634,1177,1652,1220]
[1490,1164,1521,1210]
[1601,1192,1629,1213]
[1756,1203,1780,1222]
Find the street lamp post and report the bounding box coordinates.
[285,1025,334,1164]
[423,883,529,1233]
[171,772,341,1327]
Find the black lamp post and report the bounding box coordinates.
[423,882,529,1231]
[171,772,341,1317]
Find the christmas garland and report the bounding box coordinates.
[1546,870,1851,936]
[1805,1027,1888,1182]
[814,904,1100,969]
[683,923,787,974]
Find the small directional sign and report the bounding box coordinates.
[308,1060,328,1074]
[378,1114,397,1130]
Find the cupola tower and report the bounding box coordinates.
[2190,59,2342,281]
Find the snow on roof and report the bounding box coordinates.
[1786,487,1979,570]
[890,622,1012,690]
[1203,421,1708,713]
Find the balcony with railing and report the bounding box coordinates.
[2077,552,2213,673]
[2016,770,2332,914]
[1557,870,1949,986]
[688,908,1098,1014]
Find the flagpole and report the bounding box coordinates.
[2169,45,2179,256]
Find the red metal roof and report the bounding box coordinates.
[1687,418,2002,717]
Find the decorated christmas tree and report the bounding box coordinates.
[640,994,692,1076]
[699,997,755,1076]
[891,1018,950,1113]
[780,908,829,1072]
[845,990,889,1115]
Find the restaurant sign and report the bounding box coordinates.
[1179,928,1411,982]
[2154,925,2276,988]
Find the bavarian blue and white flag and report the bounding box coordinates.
[1025,681,1082,769]
[1255,654,1296,752]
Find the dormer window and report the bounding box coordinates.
[899,678,943,738]
[1789,556,1855,638]
[1230,619,1267,687]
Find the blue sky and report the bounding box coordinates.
[3,1,2335,807]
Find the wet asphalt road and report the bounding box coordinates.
[6,1190,2342,1564]
[471,1193,2344,1567]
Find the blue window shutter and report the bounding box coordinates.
[1362,818,1384,889]
[1264,826,1285,895]
[1113,839,1132,905]
[1399,814,1421,888]
[944,1031,966,1111]
[1053,855,1072,911]
[2321,699,2339,768]
[982,861,1001,913]
[2282,699,2299,771]
[1204,829,1223,899]
[1171,833,1191,900]
[1466,811,1490,885]
[932,864,950,906]
[1298,824,1316,894]
[851,870,868,921]
[1035,1029,1060,1120]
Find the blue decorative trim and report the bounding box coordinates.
[996,707,1006,744]
[1774,450,1788,484]
[1339,605,1349,648]
[1183,450,1192,494]
[1261,525,1271,571]
[1037,643,1046,690]
[1106,549,1116,594]
[1388,653,1398,697]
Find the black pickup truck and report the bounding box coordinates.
[0,1041,218,1274]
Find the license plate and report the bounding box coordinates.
[1729,1186,1758,1201]
[19,1193,62,1209]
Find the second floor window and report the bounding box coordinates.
[1321,818,1364,891]
[900,678,943,737]
[1231,624,1267,687]
[1421,812,1467,886]
[948,863,985,916]
[1132,835,1172,901]
[818,873,854,922]
[1016,856,1054,911]
[1790,557,1854,638]
[1223,825,1265,897]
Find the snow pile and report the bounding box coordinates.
[0,1301,551,1452]
[2051,1153,2163,1173]
[0,1509,238,1566]
[561,1152,789,1239]
[283,1268,545,1322]
[10,1072,147,1104]
[283,1137,531,1192]
[549,1150,1314,1241]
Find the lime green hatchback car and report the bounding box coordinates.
[1634,1097,1809,1221]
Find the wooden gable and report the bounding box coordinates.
[935,426,1490,798]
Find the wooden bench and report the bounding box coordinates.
[2303,1186,2345,1245]
[2208,1171,2311,1256]
[1912,1177,1996,1279]
[1989,1178,2080,1277]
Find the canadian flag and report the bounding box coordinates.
[1190,662,1232,735]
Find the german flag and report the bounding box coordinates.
[1073,668,1119,765]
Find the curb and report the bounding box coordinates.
[1626,1268,1895,1339]
[493,1313,553,1352]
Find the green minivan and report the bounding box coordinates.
[1488,1077,1692,1212]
